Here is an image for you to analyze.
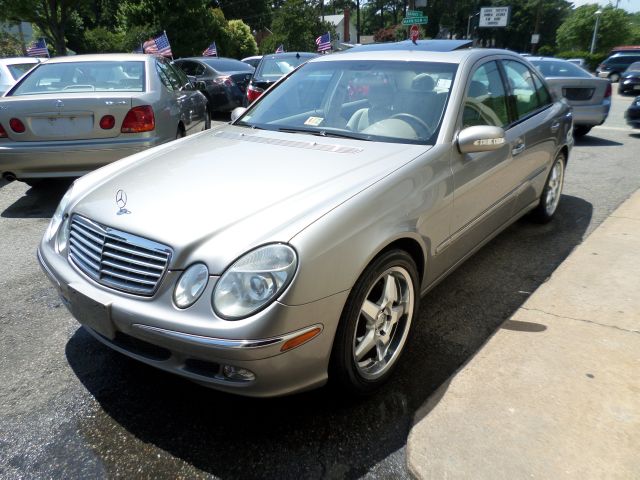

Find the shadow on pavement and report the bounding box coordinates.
[65,194,592,479]
[1,179,72,218]
[575,136,623,147]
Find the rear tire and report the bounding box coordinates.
[329,250,419,396]
[573,125,592,138]
[176,125,185,139]
[531,152,565,223]
[609,72,620,83]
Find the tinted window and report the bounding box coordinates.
[169,62,192,89]
[532,74,552,106]
[530,60,591,78]
[201,58,253,73]
[503,60,543,120]
[7,63,36,80]
[10,61,145,95]
[626,62,640,72]
[463,61,509,128]
[157,60,181,90]
[156,61,175,90]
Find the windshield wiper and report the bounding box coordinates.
[234,121,267,130]
[277,127,371,141]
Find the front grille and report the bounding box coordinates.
[68,215,172,296]
[562,87,595,101]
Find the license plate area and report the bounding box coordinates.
[66,284,115,339]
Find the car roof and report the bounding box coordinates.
[311,46,518,64]
[347,39,472,53]
[241,55,263,61]
[178,56,248,63]
[527,57,569,62]
[260,52,318,60]
[42,53,152,63]
[0,57,42,65]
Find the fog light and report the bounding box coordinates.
[222,365,255,382]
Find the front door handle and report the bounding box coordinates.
[550,121,561,132]
[512,142,526,156]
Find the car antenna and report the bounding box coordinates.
[296,52,300,59]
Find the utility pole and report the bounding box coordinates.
[357,0,361,43]
[531,0,543,54]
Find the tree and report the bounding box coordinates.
[0,0,90,55]
[262,0,335,53]
[557,5,639,53]
[224,19,258,58]
[214,0,272,31]
[0,29,24,57]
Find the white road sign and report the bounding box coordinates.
[479,7,510,27]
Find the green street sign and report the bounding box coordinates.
[402,16,428,25]
[407,10,422,17]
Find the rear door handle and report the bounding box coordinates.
[550,121,561,132]
[512,142,526,156]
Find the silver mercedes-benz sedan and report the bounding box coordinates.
[0,54,209,185]
[528,56,610,138]
[39,44,573,397]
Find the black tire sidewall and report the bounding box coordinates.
[329,249,420,395]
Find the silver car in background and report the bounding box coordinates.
[0,57,43,95]
[39,45,572,397]
[0,54,209,185]
[529,56,610,137]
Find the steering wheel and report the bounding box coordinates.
[390,113,432,138]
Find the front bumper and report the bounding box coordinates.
[0,136,163,179]
[570,101,610,127]
[37,241,348,397]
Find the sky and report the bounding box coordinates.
[569,0,640,13]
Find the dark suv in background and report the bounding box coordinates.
[174,57,254,114]
[596,53,640,83]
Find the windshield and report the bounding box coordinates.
[254,54,318,82]
[238,60,457,145]
[7,63,37,80]
[10,61,146,95]
[202,58,253,73]
[529,60,591,78]
[625,62,640,72]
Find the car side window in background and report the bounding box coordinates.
[502,60,542,120]
[532,74,552,106]
[462,61,509,128]
[169,63,192,90]
[157,60,181,90]
[156,61,175,91]
[176,61,196,76]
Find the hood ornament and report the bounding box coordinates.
[116,189,131,215]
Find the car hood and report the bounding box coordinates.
[72,125,429,272]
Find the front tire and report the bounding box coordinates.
[609,72,620,83]
[573,125,592,138]
[330,250,419,395]
[531,152,565,223]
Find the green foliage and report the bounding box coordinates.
[83,27,124,53]
[537,45,556,56]
[224,19,258,58]
[557,5,637,54]
[0,30,24,57]
[215,0,272,31]
[263,0,335,53]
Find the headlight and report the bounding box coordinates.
[174,263,209,308]
[55,217,70,253]
[213,244,297,320]
[45,184,74,242]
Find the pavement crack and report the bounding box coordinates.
[519,307,640,335]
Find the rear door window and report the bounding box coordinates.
[502,60,545,121]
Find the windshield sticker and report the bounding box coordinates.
[304,116,324,126]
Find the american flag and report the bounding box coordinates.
[275,44,284,54]
[203,41,218,57]
[26,38,49,57]
[315,32,331,52]
[143,31,172,57]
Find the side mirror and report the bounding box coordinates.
[231,107,247,122]
[457,125,506,154]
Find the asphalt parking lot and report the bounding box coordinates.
[1,91,639,479]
